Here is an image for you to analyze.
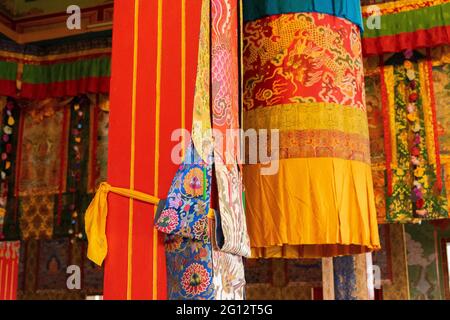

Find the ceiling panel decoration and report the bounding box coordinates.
[0,0,113,20]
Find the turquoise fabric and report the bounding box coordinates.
[243,0,364,31]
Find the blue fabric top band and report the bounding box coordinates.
[243,0,364,32]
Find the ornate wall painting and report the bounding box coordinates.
[93,108,109,190]
[378,55,448,223]
[365,73,388,223]
[433,62,450,212]
[366,74,386,166]
[405,223,443,300]
[17,239,102,299]
[371,224,393,283]
[381,224,410,300]
[36,238,70,291]
[17,101,69,197]
[19,195,54,240]
[244,259,272,285]
[82,254,104,294]
[433,63,450,158]
[244,258,318,300]
[285,259,322,287]
[87,94,109,193]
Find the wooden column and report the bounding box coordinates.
[103,0,202,299]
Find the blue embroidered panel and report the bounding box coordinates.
[155,141,212,241]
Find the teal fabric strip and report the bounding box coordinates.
[243,0,364,31]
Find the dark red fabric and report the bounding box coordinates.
[0,80,16,97]
[19,77,110,99]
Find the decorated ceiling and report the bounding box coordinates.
[0,0,113,20]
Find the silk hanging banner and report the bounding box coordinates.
[362,0,450,56]
[104,0,202,299]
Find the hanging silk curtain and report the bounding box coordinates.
[155,0,249,300]
[0,38,111,99]
[381,54,448,223]
[21,57,111,99]
[362,0,450,56]
[0,61,17,97]
[242,0,380,258]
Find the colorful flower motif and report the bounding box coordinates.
[413,134,421,145]
[3,126,12,135]
[396,213,410,223]
[409,92,418,102]
[193,217,207,239]
[413,187,423,200]
[416,209,428,217]
[194,201,207,216]
[411,147,420,157]
[181,263,211,296]
[168,193,183,209]
[414,167,425,178]
[406,69,416,81]
[157,209,179,234]
[404,60,413,70]
[165,235,183,253]
[407,103,416,113]
[411,156,420,166]
[407,112,417,122]
[412,123,421,133]
[416,199,425,209]
[196,247,209,261]
[183,168,204,197]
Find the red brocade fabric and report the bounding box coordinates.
[243,13,366,111]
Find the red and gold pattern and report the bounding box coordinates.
[243,12,365,111]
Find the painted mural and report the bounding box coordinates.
[405,223,442,300]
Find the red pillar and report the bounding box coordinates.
[104,0,202,300]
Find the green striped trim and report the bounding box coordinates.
[22,57,111,84]
[363,3,450,38]
[0,61,17,81]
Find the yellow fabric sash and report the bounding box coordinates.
[84,182,160,266]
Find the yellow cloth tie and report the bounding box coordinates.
[85,182,160,266]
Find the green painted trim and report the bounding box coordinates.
[0,61,17,81]
[22,57,111,84]
[363,3,450,38]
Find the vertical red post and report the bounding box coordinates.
[104,0,202,300]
